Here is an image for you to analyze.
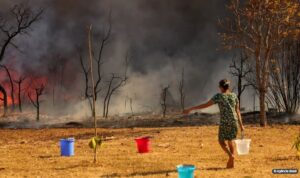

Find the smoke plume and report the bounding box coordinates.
[1,0,241,117]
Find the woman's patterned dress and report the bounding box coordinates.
[211,93,239,141]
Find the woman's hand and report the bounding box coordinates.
[182,101,214,115]
[240,125,245,132]
[183,109,191,115]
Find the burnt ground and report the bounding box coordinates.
[0,111,300,129]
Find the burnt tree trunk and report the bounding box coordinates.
[105,94,112,118]
[0,85,8,116]
[130,98,134,116]
[28,85,45,121]
[0,65,15,111]
[103,55,128,118]
[103,77,113,118]
[17,80,22,112]
[18,82,22,112]
[229,51,251,108]
[161,86,170,118]
[178,68,185,112]
[14,77,26,113]
[103,73,127,118]
[36,93,40,121]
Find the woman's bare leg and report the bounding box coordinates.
[219,140,233,168]
[218,140,232,157]
[218,140,235,168]
[228,140,235,155]
[227,141,235,168]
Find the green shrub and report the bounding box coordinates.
[292,133,300,158]
[89,136,102,150]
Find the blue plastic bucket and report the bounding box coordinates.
[177,165,196,178]
[60,138,75,156]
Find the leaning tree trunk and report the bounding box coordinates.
[105,98,110,118]
[0,85,8,116]
[105,92,113,118]
[7,73,15,111]
[7,70,15,111]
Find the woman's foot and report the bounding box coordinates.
[226,155,235,168]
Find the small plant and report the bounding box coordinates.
[89,136,103,150]
[292,133,300,159]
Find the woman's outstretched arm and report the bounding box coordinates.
[235,102,245,131]
[183,100,214,114]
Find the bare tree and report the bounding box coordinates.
[79,52,93,112]
[87,25,98,163]
[103,73,128,118]
[28,84,45,121]
[79,15,111,115]
[267,40,300,114]
[129,98,134,116]
[14,76,26,112]
[80,11,129,119]
[0,65,15,111]
[178,68,185,112]
[219,0,299,126]
[161,85,170,118]
[125,95,134,116]
[48,55,63,107]
[103,55,128,118]
[0,4,43,61]
[229,51,252,106]
[0,3,43,115]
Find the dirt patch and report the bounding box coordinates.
[0,125,299,177]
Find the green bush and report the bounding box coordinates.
[292,133,300,158]
[89,136,102,150]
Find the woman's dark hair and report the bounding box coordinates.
[219,79,230,90]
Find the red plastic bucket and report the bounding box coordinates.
[135,137,150,153]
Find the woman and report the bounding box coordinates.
[183,79,245,168]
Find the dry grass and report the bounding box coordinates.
[0,125,299,178]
